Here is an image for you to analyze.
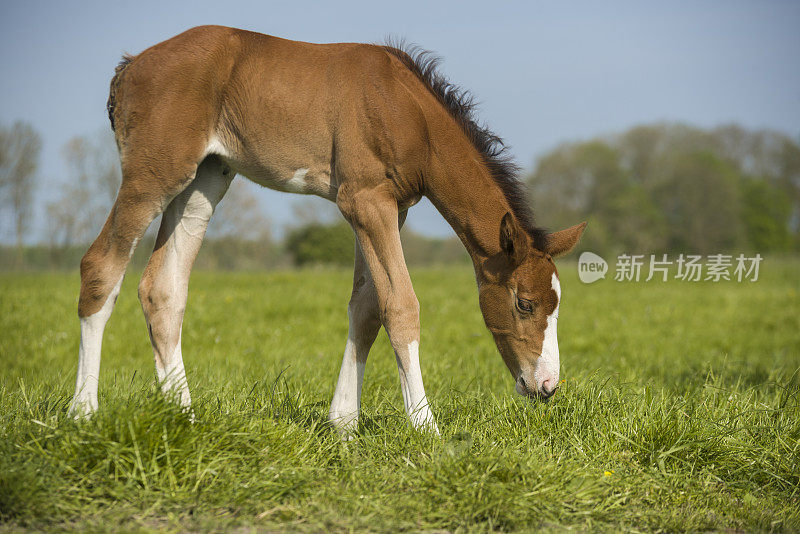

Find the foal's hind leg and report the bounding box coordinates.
[69,150,204,418]
[329,239,382,434]
[138,157,232,410]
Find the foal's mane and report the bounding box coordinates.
[382,41,548,251]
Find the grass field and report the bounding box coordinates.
[1,260,799,532]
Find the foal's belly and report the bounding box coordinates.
[206,136,338,201]
[242,162,336,200]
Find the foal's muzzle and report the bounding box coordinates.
[516,375,558,401]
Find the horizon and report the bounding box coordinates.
[1,0,798,241]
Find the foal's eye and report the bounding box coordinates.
[516,297,535,313]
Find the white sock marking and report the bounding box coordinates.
[69,275,124,418]
[157,331,192,408]
[329,337,366,433]
[397,340,438,433]
[148,169,230,413]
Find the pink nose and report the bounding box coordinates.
[539,378,558,399]
[516,375,559,400]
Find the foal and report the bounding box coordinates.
[69,26,586,434]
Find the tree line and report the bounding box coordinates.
[527,123,799,255]
[1,121,797,270]
[0,124,468,270]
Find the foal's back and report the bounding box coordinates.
[113,25,432,202]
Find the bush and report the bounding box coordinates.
[284,223,354,266]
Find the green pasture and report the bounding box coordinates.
[1,260,798,531]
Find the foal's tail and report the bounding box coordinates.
[106,54,136,132]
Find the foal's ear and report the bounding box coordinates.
[499,212,528,265]
[546,222,587,258]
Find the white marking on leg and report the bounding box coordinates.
[397,340,438,433]
[157,330,192,409]
[329,336,366,434]
[534,273,561,391]
[69,275,124,418]
[146,166,230,415]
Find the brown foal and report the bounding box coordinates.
[69,26,586,434]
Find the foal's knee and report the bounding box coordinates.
[78,244,121,318]
[348,279,380,333]
[138,272,180,319]
[380,291,420,342]
[137,275,153,315]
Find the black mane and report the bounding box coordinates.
[382,41,548,251]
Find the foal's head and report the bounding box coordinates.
[478,213,586,400]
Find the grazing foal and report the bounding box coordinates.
[69,26,586,434]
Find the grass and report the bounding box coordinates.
[0,259,798,532]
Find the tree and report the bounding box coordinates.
[527,122,800,255]
[653,151,743,253]
[208,179,272,242]
[741,177,792,252]
[290,197,341,226]
[46,131,120,249]
[776,139,800,241]
[197,178,276,270]
[0,121,41,255]
[529,141,667,254]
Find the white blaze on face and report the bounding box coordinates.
[534,272,561,390]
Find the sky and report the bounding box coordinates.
[1,0,798,239]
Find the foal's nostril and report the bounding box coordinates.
[518,375,558,400]
[515,375,528,396]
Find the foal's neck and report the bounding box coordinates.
[424,153,520,268]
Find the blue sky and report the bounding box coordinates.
[1,0,798,238]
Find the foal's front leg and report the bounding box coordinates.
[138,157,232,409]
[338,190,438,432]
[329,213,408,434]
